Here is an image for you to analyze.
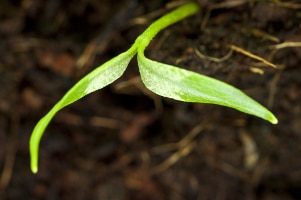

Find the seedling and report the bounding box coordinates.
[29,2,278,173]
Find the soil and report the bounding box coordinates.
[1,0,301,199]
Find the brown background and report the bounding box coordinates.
[1,0,301,199]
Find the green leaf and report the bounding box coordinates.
[30,46,137,173]
[137,52,278,124]
[29,2,201,174]
[30,1,278,174]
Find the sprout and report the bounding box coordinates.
[29,2,277,173]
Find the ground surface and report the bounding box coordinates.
[1,0,301,199]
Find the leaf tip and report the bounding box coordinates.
[31,165,38,174]
[269,115,278,124]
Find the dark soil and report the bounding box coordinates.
[1,0,301,199]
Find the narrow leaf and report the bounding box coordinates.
[137,52,278,124]
[30,46,137,173]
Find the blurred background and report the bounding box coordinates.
[0,0,301,199]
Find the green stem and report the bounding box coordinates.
[135,2,200,50]
[29,2,201,173]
